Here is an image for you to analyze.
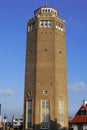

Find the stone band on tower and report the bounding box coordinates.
[24,5,68,130]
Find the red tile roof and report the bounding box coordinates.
[70,104,87,123]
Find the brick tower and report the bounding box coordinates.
[24,5,68,130]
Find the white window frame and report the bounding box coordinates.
[40,21,44,27]
[40,100,50,129]
[59,101,64,111]
[48,21,52,27]
[56,22,64,31]
[58,100,64,127]
[40,20,52,28]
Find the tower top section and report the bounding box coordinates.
[34,4,58,17]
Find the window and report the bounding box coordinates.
[26,100,32,129]
[58,101,64,127]
[43,9,45,12]
[40,100,50,129]
[40,20,52,28]
[48,21,52,27]
[77,124,83,130]
[42,100,45,108]
[59,101,64,111]
[81,108,86,115]
[60,24,63,31]
[59,113,64,122]
[46,100,49,108]
[56,22,63,31]
[56,22,60,30]
[27,25,32,33]
[28,22,36,32]
[31,22,36,31]
[44,21,48,27]
[48,9,50,12]
[28,100,32,110]
[43,90,48,95]
[40,21,44,27]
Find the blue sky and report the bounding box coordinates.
[0,0,87,120]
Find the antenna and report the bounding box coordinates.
[43,3,47,7]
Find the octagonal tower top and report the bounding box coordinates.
[34,4,58,17]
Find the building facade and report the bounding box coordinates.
[24,5,68,130]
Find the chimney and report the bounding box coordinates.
[83,100,87,106]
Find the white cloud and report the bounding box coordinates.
[0,88,14,96]
[69,82,87,92]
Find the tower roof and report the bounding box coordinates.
[34,5,58,17]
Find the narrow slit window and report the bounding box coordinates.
[26,100,32,129]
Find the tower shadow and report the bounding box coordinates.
[27,119,68,130]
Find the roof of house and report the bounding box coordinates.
[70,103,87,123]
